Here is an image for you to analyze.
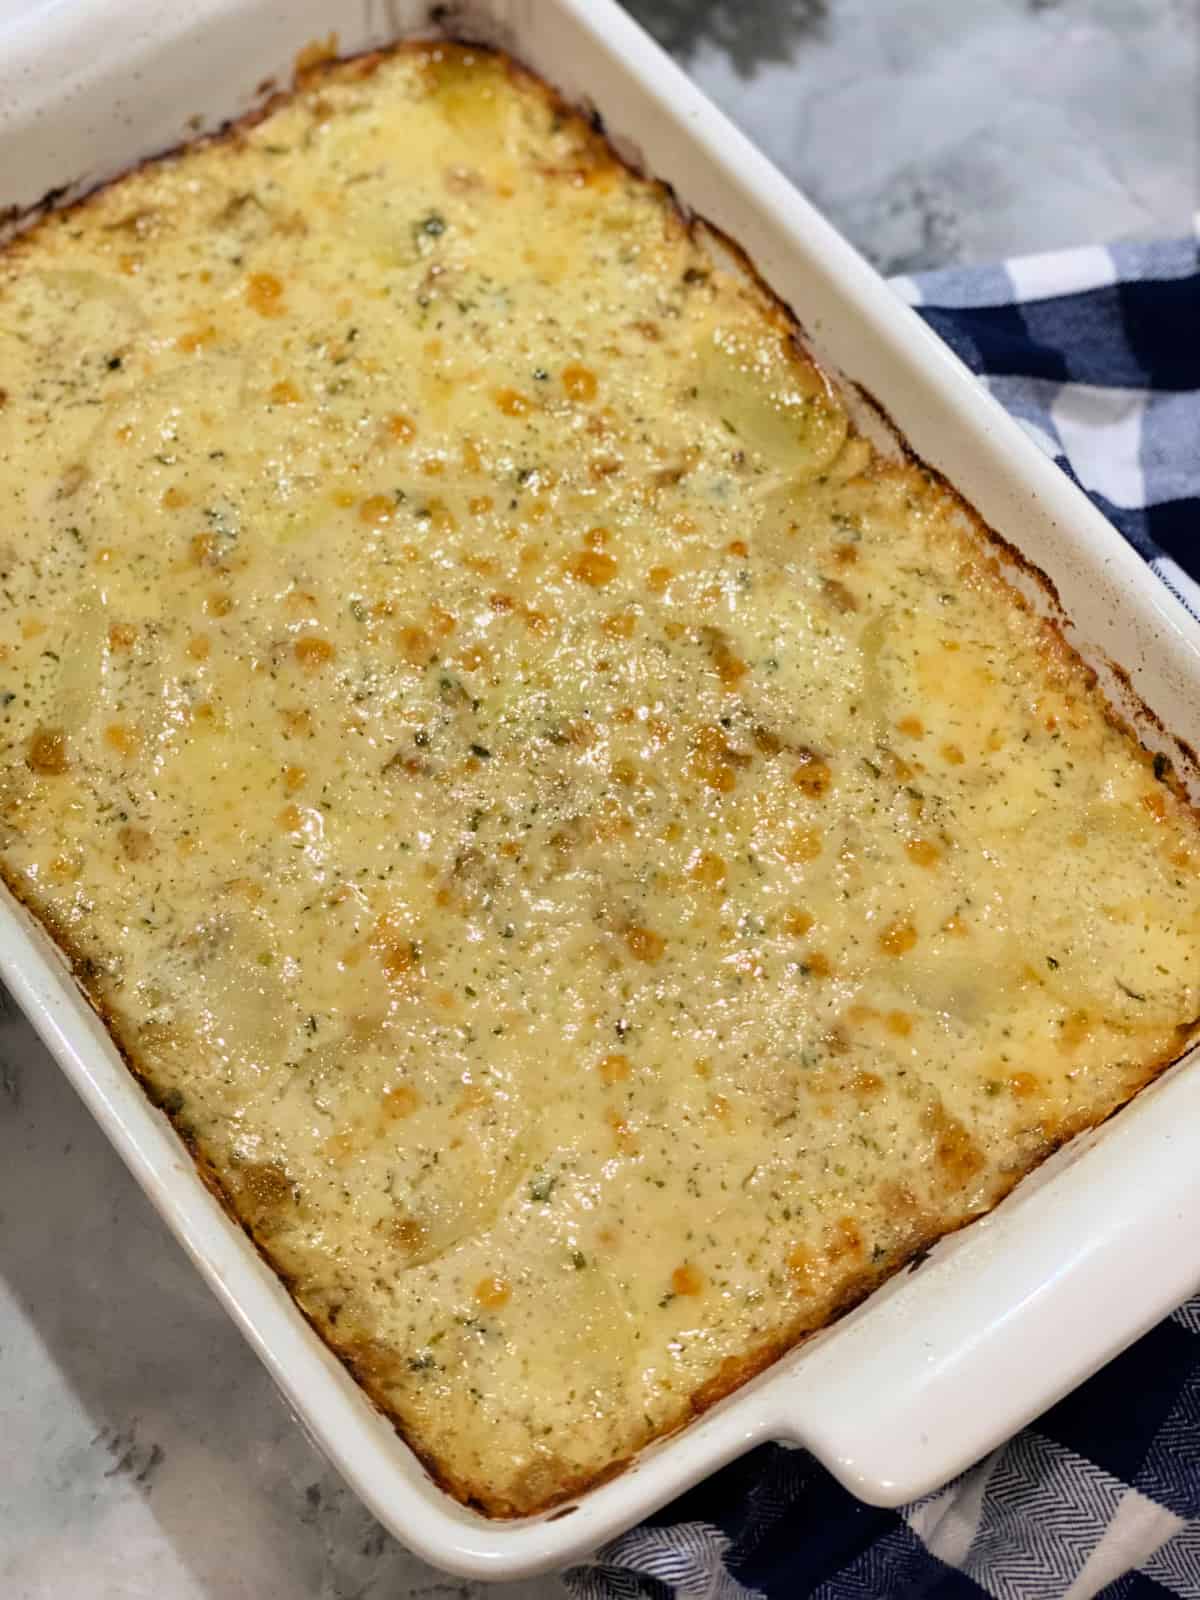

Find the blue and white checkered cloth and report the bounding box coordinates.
[565,223,1200,1600]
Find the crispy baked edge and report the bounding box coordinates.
[4,34,1200,1519]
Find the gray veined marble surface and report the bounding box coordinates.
[627,0,1197,271]
[0,1,1195,1597]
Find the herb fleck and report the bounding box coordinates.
[529,1170,557,1204]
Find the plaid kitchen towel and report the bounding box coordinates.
[564,223,1200,1600]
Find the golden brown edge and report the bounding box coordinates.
[4,32,1200,1520]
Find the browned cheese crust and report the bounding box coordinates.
[1,41,1198,1516]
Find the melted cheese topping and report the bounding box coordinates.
[2,45,1198,1515]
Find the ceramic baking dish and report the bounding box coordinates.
[3,0,1199,1579]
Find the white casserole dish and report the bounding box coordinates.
[2,0,1199,1580]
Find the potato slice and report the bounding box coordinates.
[693,323,848,479]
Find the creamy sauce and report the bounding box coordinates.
[1,44,1198,1514]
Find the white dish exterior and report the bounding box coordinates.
[2,0,1199,1580]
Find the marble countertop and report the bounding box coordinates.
[1,2,1192,1596]
[629,0,1195,270]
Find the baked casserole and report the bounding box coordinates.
[1,41,1198,1515]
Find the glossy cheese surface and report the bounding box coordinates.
[2,45,1198,1515]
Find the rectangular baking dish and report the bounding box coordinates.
[3,0,1200,1580]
